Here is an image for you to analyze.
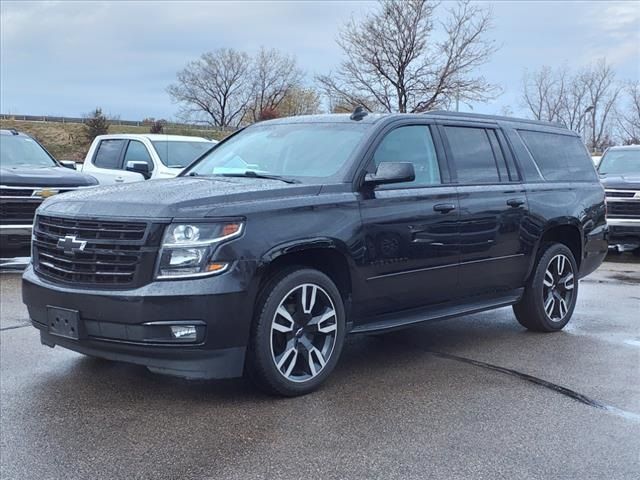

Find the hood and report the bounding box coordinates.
[39,176,322,219]
[599,174,640,190]
[0,166,98,187]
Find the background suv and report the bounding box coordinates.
[598,145,640,254]
[22,111,607,396]
[0,129,97,268]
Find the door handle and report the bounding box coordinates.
[115,177,125,183]
[433,203,456,213]
[507,198,525,208]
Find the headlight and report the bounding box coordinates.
[156,221,243,279]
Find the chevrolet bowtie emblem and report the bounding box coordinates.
[57,235,87,255]
[33,188,59,198]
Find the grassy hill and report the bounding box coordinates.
[0,119,228,161]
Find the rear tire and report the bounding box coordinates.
[513,243,578,332]
[246,267,346,396]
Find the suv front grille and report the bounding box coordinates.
[37,215,147,241]
[33,214,159,288]
[605,189,637,199]
[0,188,37,197]
[0,200,41,224]
[607,201,640,219]
[1,186,80,225]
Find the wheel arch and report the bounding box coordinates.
[256,239,355,314]
[527,220,583,281]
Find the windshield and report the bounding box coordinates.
[151,140,215,168]
[598,149,640,175]
[185,123,369,181]
[0,135,57,168]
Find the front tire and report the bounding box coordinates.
[513,243,578,332]
[247,268,346,396]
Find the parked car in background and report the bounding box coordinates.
[0,129,98,268]
[598,145,640,254]
[81,134,216,184]
[22,111,607,396]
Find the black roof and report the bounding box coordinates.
[261,110,566,130]
[262,113,386,125]
[425,110,565,128]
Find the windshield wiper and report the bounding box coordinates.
[217,171,300,184]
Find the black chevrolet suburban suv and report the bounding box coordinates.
[0,129,97,268]
[22,111,607,396]
[597,145,640,254]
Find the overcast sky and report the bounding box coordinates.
[1,0,638,120]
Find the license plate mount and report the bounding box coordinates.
[47,306,81,340]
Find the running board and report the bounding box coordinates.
[350,289,524,334]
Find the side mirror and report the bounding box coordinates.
[60,160,77,170]
[126,161,151,179]
[364,162,415,186]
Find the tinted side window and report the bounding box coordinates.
[444,126,499,184]
[124,140,154,171]
[517,130,597,181]
[93,139,125,169]
[373,125,441,187]
[503,128,544,181]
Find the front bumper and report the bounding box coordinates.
[606,218,640,250]
[22,262,259,379]
[0,224,32,269]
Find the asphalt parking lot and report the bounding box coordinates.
[1,256,639,480]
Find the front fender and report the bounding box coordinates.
[260,237,354,265]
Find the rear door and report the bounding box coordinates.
[357,121,460,318]
[439,122,529,295]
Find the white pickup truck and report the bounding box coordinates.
[81,134,216,184]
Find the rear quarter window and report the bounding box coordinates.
[517,130,597,181]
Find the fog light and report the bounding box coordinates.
[170,325,197,340]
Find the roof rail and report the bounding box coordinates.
[8,128,20,135]
[424,110,565,128]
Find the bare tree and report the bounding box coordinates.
[521,66,591,133]
[167,49,253,128]
[583,59,622,152]
[558,70,590,132]
[317,0,499,113]
[617,80,640,145]
[248,47,304,122]
[522,66,566,122]
[521,59,623,152]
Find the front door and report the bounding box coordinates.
[357,123,459,318]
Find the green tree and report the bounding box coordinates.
[83,107,110,141]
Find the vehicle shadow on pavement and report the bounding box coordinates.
[27,314,525,404]
[23,271,636,410]
[29,331,448,404]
